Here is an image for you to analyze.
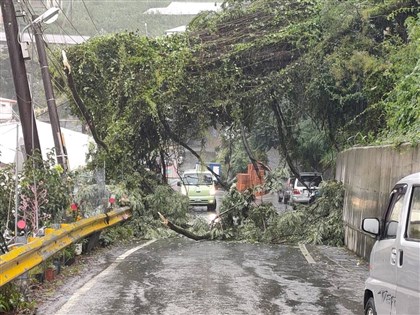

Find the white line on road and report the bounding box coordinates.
[299,243,316,264]
[55,239,156,315]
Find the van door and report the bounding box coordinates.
[371,185,406,315]
[396,185,420,314]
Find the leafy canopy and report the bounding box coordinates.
[56,0,419,177]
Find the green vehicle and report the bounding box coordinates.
[178,170,217,211]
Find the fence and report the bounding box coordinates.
[0,206,131,287]
[236,163,265,195]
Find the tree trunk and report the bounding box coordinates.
[158,212,212,241]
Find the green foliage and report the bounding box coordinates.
[128,185,190,239]
[0,165,15,229]
[294,119,330,171]
[71,173,108,218]
[218,188,256,228]
[264,167,289,193]
[213,181,344,245]
[145,185,190,225]
[0,283,33,313]
[56,33,194,179]
[47,0,204,37]
[238,203,278,242]
[190,216,213,236]
[383,14,420,139]
[58,0,419,181]
[268,180,345,246]
[43,0,418,248]
[0,152,73,233]
[216,129,250,181]
[99,225,134,247]
[0,52,15,99]
[19,152,72,226]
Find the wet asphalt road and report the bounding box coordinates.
[42,237,368,315]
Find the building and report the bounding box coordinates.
[0,98,16,121]
[0,120,92,170]
[144,2,222,15]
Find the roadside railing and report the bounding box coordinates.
[0,206,131,287]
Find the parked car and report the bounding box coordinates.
[289,172,323,204]
[178,170,217,211]
[362,172,420,315]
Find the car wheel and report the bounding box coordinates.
[207,202,217,212]
[364,297,377,315]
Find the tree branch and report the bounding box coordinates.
[158,212,211,240]
[270,99,301,179]
[61,50,109,153]
[155,105,229,190]
[240,124,263,180]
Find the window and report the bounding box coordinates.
[384,185,406,238]
[407,186,420,241]
[183,173,213,185]
[184,175,198,185]
[296,175,323,188]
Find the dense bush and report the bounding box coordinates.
[211,180,345,246]
[0,282,33,313]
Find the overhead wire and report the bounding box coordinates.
[81,0,101,35]
[48,0,91,42]
[18,0,91,115]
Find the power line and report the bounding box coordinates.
[81,0,100,35]
[49,0,90,41]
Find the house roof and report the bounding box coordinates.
[0,120,92,170]
[144,2,222,15]
[165,25,187,35]
[0,98,17,103]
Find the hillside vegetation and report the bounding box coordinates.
[1,0,418,247]
[55,0,419,178]
[1,2,418,310]
[47,0,419,245]
[51,0,218,37]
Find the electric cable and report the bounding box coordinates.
[50,0,91,39]
[81,0,101,35]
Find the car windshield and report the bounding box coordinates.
[297,175,322,187]
[183,173,213,185]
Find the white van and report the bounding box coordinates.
[362,172,420,315]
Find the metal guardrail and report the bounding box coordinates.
[0,206,131,287]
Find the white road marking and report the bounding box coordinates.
[299,243,316,264]
[55,239,156,315]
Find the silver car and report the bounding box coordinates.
[290,172,323,204]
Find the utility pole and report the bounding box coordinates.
[1,0,42,158]
[33,19,68,171]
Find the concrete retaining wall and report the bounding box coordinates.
[335,144,420,259]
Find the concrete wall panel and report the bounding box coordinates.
[336,144,420,259]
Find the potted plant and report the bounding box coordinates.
[44,261,56,281]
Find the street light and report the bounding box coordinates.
[21,7,68,171]
[33,7,60,24]
[19,7,60,39]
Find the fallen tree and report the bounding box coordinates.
[158,181,345,246]
[158,212,212,241]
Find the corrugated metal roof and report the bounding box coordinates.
[0,32,89,45]
[165,25,187,35]
[144,2,222,15]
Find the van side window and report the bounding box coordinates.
[407,186,420,241]
[384,187,405,238]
